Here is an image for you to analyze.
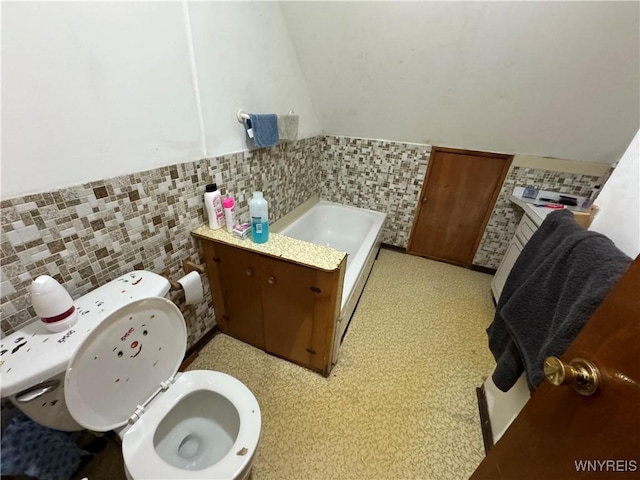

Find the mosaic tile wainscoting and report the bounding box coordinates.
[473,166,604,269]
[318,135,605,271]
[0,137,322,345]
[320,135,430,247]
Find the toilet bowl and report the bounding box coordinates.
[121,371,259,480]
[64,297,261,479]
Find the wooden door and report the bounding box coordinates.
[212,243,265,349]
[408,147,512,267]
[471,257,640,479]
[260,257,316,367]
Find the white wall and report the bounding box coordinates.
[1,1,321,200]
[590,131,640,259]
[187,2,319,155]
[1,2,200,199]
[280,1,639,164]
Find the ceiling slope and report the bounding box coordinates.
[280,2,639,163]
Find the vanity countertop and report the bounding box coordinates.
[192,225,346,272]
[510,189,590,227]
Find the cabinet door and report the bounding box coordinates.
[491,239,523,302]
[214,243,265,349]
[260,257,316,367]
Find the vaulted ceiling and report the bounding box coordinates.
[281,2,639,163]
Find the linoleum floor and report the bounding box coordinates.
[75,249,496,480]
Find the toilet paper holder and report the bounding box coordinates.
[162,260,205,291]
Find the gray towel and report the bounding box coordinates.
[487,209,631,392]
[277,114,299,142]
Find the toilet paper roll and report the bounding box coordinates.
[177,271,204,305]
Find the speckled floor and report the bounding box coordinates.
[74,249,496,480]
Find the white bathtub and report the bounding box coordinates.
[279,201,386,364]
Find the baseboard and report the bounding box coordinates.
[380,243,407,253]
[476,384,494,455]
[180,326,219,371]
[471,264,497,275]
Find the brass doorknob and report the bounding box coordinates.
[543,356,600,396]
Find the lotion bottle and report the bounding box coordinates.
[249,191,269,243]
[223,196,235,233]
[204,184,225,230]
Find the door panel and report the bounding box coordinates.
[261,257,315,367]
[472,256,640,479]
[215,243,265,349]
[409,148,511,267]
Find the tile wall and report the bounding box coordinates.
[1,133,607,345]
[472,166,604,269]
[0,137,322,346]
[320,136,430,247]
[318,136,605,270]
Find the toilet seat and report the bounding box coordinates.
[122,370,261,480]
[64,297,261,479]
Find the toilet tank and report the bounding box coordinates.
[0,271,170,399]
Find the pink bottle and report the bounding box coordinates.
[223,197,235,233]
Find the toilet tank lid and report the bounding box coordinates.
[64,297,186,432]
[0,271,171,398]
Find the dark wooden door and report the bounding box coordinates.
[213,243,265,349]
[408,147,512,267]
[471,256,640,479]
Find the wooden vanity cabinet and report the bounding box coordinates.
[201,239,345,376]
[209,243,264,350]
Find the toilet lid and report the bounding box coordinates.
[64,297,186,432]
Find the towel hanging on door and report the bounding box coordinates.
[487,209,631,392]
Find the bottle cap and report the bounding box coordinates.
[205,184,217,192]
[223,197,234,208]
[253,191,263,198]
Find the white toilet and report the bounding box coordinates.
[0,271,261,480]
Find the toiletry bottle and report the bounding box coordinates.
[223,196,235,234]
[204,184,225,230]
[249,191,269,243]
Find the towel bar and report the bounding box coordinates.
[236,109,295,123]
[236,110,250,122]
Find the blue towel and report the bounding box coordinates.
[246,114,279,148]
[0,411,89,480]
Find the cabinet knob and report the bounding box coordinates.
[246,268,253,276]
[267,276,276,285]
